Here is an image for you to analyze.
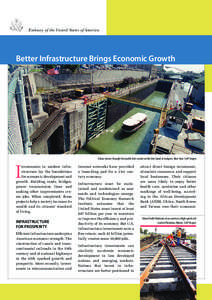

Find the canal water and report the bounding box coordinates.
[77,91,167,154]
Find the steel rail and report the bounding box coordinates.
[179,243,196,255]
[140,239,160,252]
[140,242,155,253]
[140,245,164,290]
[166,244,196,300]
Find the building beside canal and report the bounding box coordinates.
[190,77,205,106]
[165,110,188,133]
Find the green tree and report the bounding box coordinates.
[63,65,80,73]
[42,64,56,70]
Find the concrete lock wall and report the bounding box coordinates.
[31,114,65,154]
[69,106,87,153]
[8,97,24,154]
[33,73,56,89]
[156,80,173,95]
[31,95,43,115]
[32,70,150,89]
[51,70,149,85]
[191,84,204,105]
[33,73,91,88]
[52,73,91,85]
[92,70,149,84]
[27,73,37,96]
[31,105,87,154]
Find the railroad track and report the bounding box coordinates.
[140,243,196,299]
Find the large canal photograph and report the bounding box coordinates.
[8,64,205,154]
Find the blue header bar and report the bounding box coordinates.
[1,35,212,64]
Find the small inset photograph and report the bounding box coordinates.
[140,226,196,300]
[8,64,204,154]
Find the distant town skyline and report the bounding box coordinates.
[164,64,204,74]
[141,226,196,235]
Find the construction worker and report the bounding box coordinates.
[170,240,176,247]
[167,233,174,241]
[158,239,165,247]
[182,229,186,240]
[177,229,181,245]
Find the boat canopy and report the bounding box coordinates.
[123,113,147,126]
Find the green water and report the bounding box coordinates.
[140,91,167,108]
[77,91,167,154]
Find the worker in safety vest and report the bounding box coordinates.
[158,239,165,247]
[170,240,176,247]
[177,229,181,245]
[167,234,174,241]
